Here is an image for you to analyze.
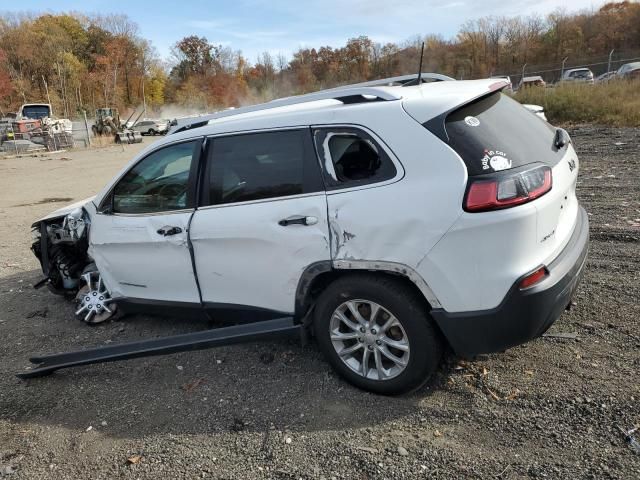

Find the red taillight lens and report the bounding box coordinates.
[465,165,552,212]
[519,266,548,289]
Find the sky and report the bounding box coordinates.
[6,0,608,63]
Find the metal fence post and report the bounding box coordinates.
[521,63,527,84]
[608,49,614,73]
[83,111,91,147]
[561,57,568,81]
[11,124,18,155]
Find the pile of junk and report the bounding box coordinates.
[0,103,74,153]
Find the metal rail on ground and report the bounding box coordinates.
[17,317,301,379]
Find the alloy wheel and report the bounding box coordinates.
[329,299,410,381]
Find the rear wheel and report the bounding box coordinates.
[147,128,155,136]
[314,274,443,394]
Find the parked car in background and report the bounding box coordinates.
[132,119,169,136]
[30,75,588,394]
[595,71,617,83]
[616,62,640,80]
[518,76,546,89]
[560,68,594,84]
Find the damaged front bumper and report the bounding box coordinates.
[31,207,91,294]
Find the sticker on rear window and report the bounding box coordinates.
[464,116,480,127]
[481,149,512,171]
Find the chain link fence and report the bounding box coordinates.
[495,49,640,85]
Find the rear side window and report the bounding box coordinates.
[313,127,396,189]
[440,93,562,176]
[206,129,323,205]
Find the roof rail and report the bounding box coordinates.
[170,86,401,134]
[323,73,455,90]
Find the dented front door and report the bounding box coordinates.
[89,211,199,303]
[88,139,202,304]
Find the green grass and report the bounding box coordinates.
[513,81,640,127]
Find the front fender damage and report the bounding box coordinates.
[32,207,91,293]
[31,207,117,323]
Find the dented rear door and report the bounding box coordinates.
[190,129,330,315]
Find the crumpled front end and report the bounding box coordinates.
[31,207,91,294]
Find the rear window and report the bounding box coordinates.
[569,70,591,78]
[441,93,562,176]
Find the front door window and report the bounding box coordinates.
[113,141,199,214]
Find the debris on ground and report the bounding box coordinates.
[126,455,142,465]
[181,377,205,393]
[0,139,44,154]
[1,465,16,476]
[25,308,48,318]
[542,331,579,340]
[231,417,246,432]
[259,352,275,364]
[352,446,378,454]
[619,426,640,455]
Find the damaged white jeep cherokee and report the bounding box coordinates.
[31,74,589,394]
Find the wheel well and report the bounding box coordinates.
[296,268,433,322]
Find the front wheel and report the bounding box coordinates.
[314,274,443,395]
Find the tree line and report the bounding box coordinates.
[0,2,638,118]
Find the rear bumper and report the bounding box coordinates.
[431,205,589,357]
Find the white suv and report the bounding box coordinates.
[31,74,589,394]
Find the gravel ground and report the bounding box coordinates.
[0,128,638,479]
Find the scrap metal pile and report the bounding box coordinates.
[0,103,74,153]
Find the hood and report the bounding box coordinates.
[34,196,95,224]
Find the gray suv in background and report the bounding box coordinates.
[561,68,594,84]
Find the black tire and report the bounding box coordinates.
[148,129,155,136]
[314,273,443,395]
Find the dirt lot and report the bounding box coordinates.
[0,129,638,479]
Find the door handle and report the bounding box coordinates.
[157,226,183,236]
[278,216,318,227]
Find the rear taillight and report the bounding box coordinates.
[464,164,552,212]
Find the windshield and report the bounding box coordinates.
[21,105,51,120]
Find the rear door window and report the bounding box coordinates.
[205,129,323,205]
[441,93,563,176]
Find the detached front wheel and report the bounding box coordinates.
[314,274,443,395]
[75,271,117,325]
